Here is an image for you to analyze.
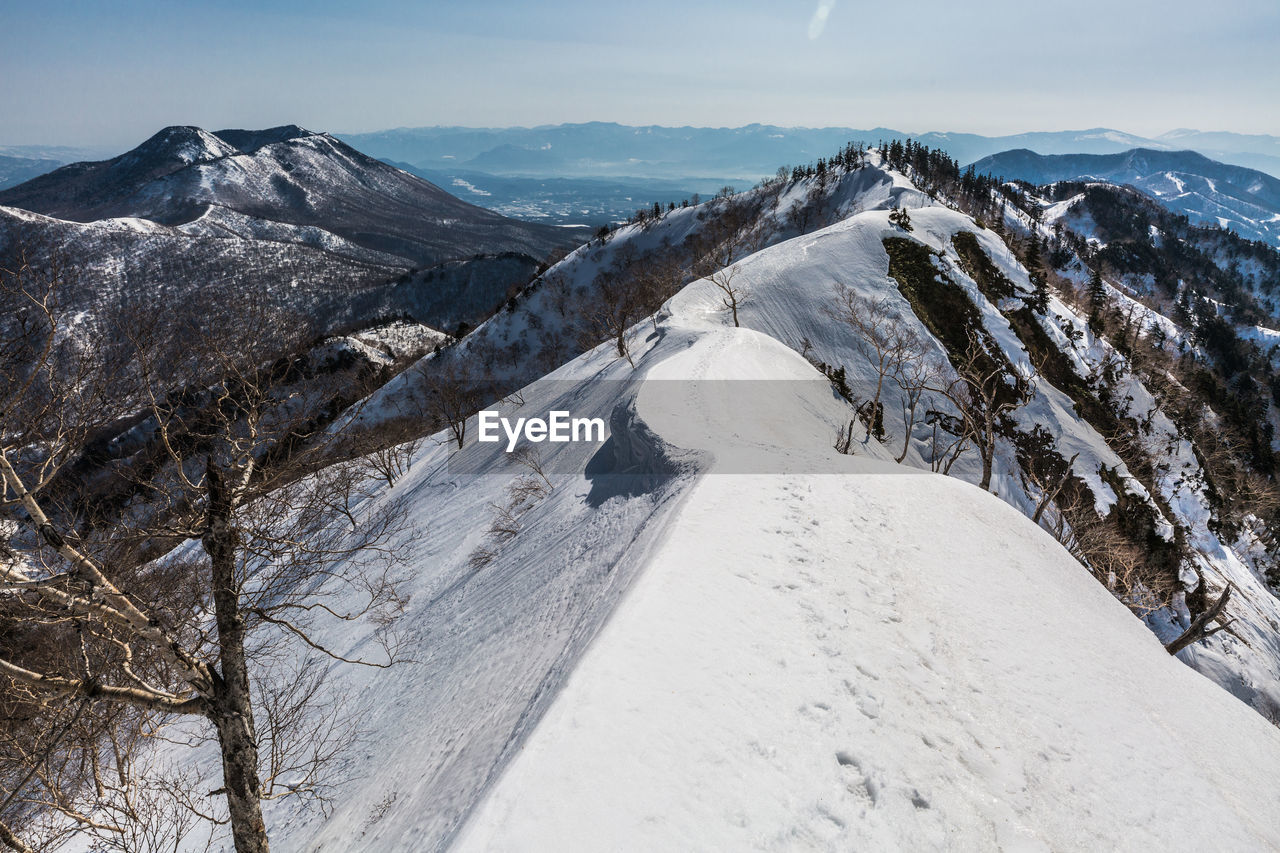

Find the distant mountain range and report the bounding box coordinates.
[385,161,721,226]
[970,148,1280,247]
[338,123,1280,181]
[9,123,1280,234]
[10,125,1280,189]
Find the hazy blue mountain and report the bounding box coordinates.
[0,143,115,163]
[1155,129,1280,177]
[971,148,1280,246]
[344,123,866,181]
[0,154,64,190]
[340,124,1280,182]
[386,161,720,226]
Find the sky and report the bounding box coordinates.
[2,0,1277,149]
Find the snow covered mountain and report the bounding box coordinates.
[0,126,591,342]
[972,147,1280,247]
[266,284,1280,851]
[207,147,1280,850]
[0,125,576,267]
[10,142,1280,851]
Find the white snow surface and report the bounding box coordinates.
[457,471,1280,852]
[447,301,1280,852]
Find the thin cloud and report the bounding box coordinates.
[807,0,836,40]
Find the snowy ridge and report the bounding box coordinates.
[357,159,1280,723]
[256,232,1280,850]
[220,164,1280,850]
[460,468,1280,851]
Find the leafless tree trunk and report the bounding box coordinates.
[891,341,944,464]
[413,361,489,449]
[925,410,972,475]
[928,333,1031,492]
[204,465,269,853]
[1027,452,1079,524]
[579,268,640,367]
[825,285,923,431]
[0,260,412,852]
[709,266,748,327]
[1165,585,1233,656]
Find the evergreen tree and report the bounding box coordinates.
[1087,267,1106,314]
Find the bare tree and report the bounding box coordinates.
[688,192,763,275]
[892,350,944,464]
[365,429,422,489]
[929,333,1032,492]
[579,268,641,367]
[0,261,412,852]
[1165,584,1233,655]
[412,360,489,450]
[467,448,554,570]
[632,251,689,333]
[834,419,857,455]
[1028,453,1079,525]
[924,409,972,475]
[825,285,924,440]
[1010,423,1084,526]
[709,266,749,328]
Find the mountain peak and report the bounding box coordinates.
[214,124,318,154]
[128,125,239,166]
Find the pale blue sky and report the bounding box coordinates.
[2,0,1276,147]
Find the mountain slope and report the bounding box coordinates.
[225,214,1280,849]
[18,145,1280,851]
[0,126,587,343]
[0,204,403,320]
[369,151,1280,721]
[0,125,579,266]
[972,147,1280,246]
